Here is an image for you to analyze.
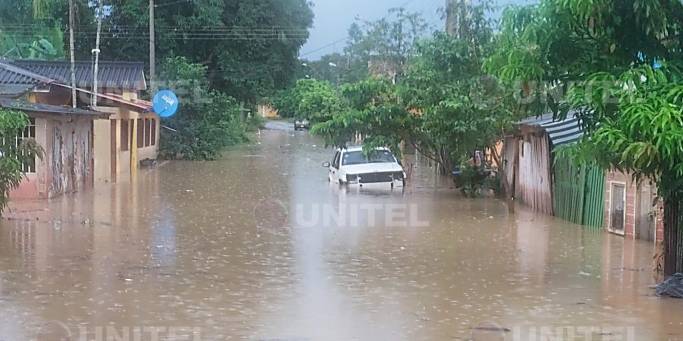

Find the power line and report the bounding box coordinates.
[154,0,192,8]
[0,26,310,33]
[2,34,309,41]
[300,0,423,58]
[300,37,347,57]
[0,28,310,40]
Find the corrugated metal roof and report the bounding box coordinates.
[0,60,152,112]
[0,63,43,86]
[0,84,33,97]
[0,60,146,91]
[518,113,584,147]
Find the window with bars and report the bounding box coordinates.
[145,119,152,147]
[151,119,156,146]
[121,120,129,151]
[137,118,144,148]
[18,118,36,173]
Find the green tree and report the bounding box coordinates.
[569,65,683,274]
[158,57,252,160]
[487,0,683,274]
[271,78,345,122]
[54,0,314,104]
[2,0,313,103]
[401,30,505,173]
[0,0,65,59]
[0,109,43,214]
[311,77,413,154]
[312,2,501,174]
[485,0,683,123]
[344,8,428,83]
[294,80,344,123]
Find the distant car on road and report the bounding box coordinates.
[294,118,310,131]
[323,146,406,188]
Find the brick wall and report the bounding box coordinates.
[604,171,637,236]
[656,200,665,243]
[604,170,664,241]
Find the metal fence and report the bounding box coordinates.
[553,154,605,230]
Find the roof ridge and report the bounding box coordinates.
[13,60,145,66]
[0,60,56,84]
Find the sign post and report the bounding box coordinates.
[153,90,179,118]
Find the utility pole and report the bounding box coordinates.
[68,0,77,108]
[92,0,104,108]
[445,0,469,39]
[149,0,156,94]
[445,0,456,36]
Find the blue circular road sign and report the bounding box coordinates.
[153,90,179,118]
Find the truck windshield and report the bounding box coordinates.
[342,150,396,166]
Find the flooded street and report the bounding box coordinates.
[2,125,683,340]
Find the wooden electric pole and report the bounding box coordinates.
[446,0,456,36]
[68,0,77,108]
[149,0,156,94]
[92,0,104,108]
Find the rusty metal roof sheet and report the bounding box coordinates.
[0,97,109,118]
[518,113,584,147]
[0,61,152,112]
[0,84,33,97]
[1,60,146,91]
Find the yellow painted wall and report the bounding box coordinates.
[258,104,279,118]
[92,104,160,183]
[93,119,111,183]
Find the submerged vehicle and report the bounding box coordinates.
[323,146,406,188]
[294,118,310,131]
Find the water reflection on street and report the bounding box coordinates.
[1,127,682,340]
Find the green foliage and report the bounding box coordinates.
[0,109,43,214]
[101,0,313,103]
[492,0,683,201]
[344,8,428,81]
[311,3,505,173]
[483,0,683,273]
[298,81,345,123]
[158,57,250,161]
[570,64,683,199]
[271,79,344,122]
[485,0,683,118]
[311,77,413,157]
[299,53,353,86]
[457,164,490,197]
[0,0,65,60]
[400,30,509,170]
[1,0,313,103]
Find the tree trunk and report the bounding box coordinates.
[663,195,683,276]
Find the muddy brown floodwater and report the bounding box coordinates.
[1,126,683,341]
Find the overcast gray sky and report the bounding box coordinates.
[301,0,443,60]
[300,0,532,60]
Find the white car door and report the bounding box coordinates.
[329,151,341,183]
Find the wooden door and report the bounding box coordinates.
[110,120,117,181]
[610,183,626,233]
[636,185,656,241]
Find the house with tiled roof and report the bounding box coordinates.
[0,59,159,199]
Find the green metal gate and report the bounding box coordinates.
[553,154,605,230]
